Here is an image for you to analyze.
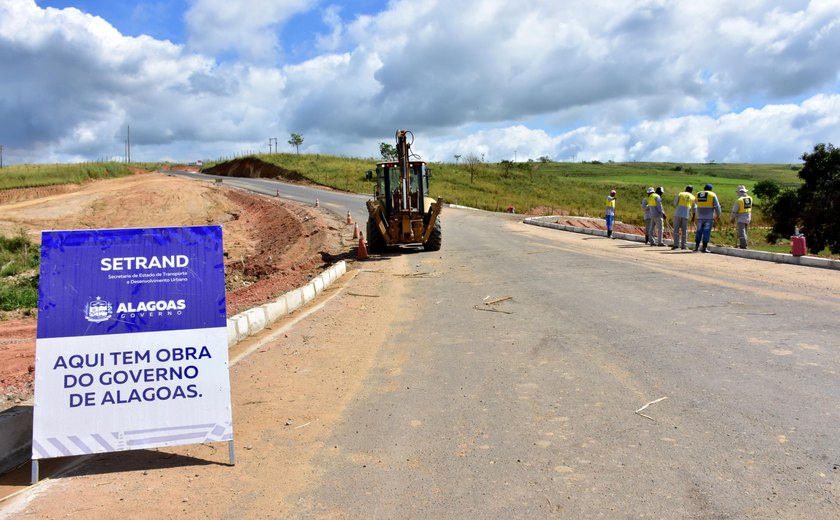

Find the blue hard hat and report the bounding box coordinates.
[704,183,713,190]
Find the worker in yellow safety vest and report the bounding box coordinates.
[671,185,696,250]
[730,185,752,249]
[647,187,666,246]
[605,190,617,238]
[693,183,721,253]
[642,187,654,244]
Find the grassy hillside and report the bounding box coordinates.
[206,154,801,228]
[0,162,160,190]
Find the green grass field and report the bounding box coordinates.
[205,154,801,228]
[0,162,161,190]
[200,152,822,256]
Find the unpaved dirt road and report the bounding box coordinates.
[3,183,840,518]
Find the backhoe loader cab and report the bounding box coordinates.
[373,161,430,216]
[365,130,443,253]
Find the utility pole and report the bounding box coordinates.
[269,137,278,154]
[0,145,4,168]
[125,125,131,163]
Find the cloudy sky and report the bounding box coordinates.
[2,0,839,165]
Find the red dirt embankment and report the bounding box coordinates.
[0,172,350,409]
[203,157,311,183]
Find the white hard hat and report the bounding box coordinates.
[736,185,748,193]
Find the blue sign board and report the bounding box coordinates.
[37,226,226,339]
[33,226,233,460]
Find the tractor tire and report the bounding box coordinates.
[423,216,442,251]
[366,218,386,254]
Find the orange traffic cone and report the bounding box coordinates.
[353,223,360,239]
[346,211,353,225]
[357,232,369,260]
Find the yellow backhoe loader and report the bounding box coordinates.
[365,130,443,253]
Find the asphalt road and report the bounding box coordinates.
[164,170,372,225]
[171,172,840,517]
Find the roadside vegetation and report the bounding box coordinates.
[761,143,840,255]
[0,229,39,314]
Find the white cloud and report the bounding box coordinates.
[1,0,840,165]
[185,0,316,63]
[315,5,344,51]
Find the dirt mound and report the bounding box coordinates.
[203,157,310,184]
[0,173,351,409]
[222,189,350,315]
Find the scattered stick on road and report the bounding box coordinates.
[635,396,668,421]
[474,296,514,314]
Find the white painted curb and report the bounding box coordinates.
[301,282,317,304]
[285,288,304,313]
[224,260,347,346]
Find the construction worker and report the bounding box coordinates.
[693,183,721,253]
[605,190,616,238]
[730,185,752,249]
[671,185,696,250]
[648,187,666,246]
[642,187,654,244]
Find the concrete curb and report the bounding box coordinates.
[524,216,840,271]
[0,260,348,476]
[224,260,347,347]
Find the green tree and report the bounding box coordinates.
[752,179,781,204]
[767,143,840,253]
[288,133,304,154]
[766,190,802,245]
[379,142,397,160]
[798,143,840,253]
[752,179,782,216]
